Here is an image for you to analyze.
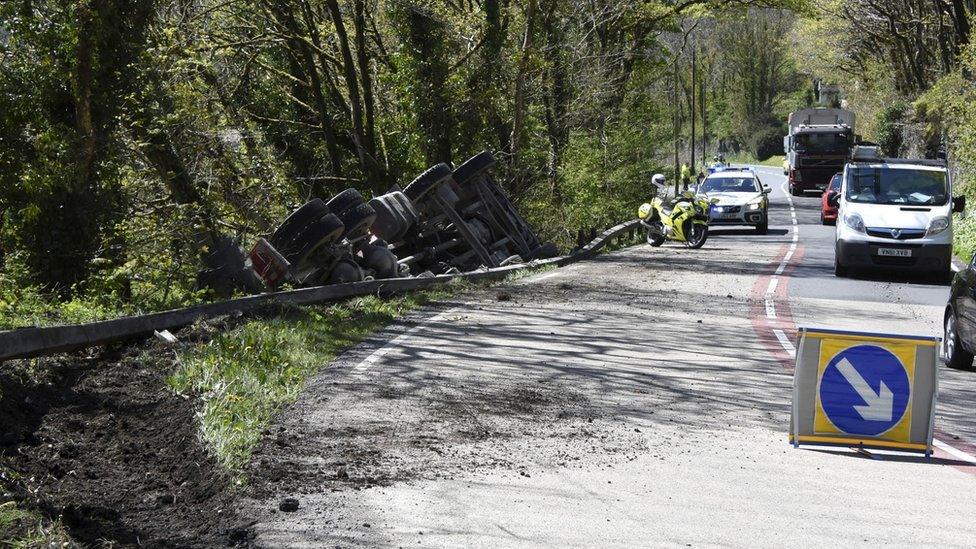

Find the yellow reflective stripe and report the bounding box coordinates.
[803,332,938,347]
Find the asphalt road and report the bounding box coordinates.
[245,167,976,547]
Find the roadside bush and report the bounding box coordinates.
[876,101,909,157]
[751,125,784,161]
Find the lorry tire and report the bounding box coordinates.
[404,163,453,203]
[339,202,377,237]
[281,213,345,266]
[326,188,364,216]
[369,192,416,242]
[269,199,329,250]
[452,151,495,185]
[329,258,364,284]
[325,188,366,216]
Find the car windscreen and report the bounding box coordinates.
[846,167,948,206]
[699,177,758,194]
[794,132,850,155]
[829,174,842,191]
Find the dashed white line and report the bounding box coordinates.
[352,308,459,373]
[773,329,796,358]
[771,169,976,463]
[771,173,799,356]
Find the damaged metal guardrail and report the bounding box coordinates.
[0,220,640,363]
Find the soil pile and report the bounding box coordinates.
[0,337,250,547]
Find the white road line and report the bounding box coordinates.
[352,308,459,373]
[768,169,976,466]
[768,171,799,356]
[773,329,796,358]
[933,438,976,464]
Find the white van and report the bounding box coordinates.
[831,157,966,279]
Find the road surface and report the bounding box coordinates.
[244,166,976,547]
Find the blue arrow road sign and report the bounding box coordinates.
[819,345,911,436]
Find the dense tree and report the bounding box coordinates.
[0,0,808,312]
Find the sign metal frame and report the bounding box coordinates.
[790,326,940,456]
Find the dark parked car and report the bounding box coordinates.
[944,261,976,368]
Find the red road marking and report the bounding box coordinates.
[749,244,804,371]
[750,241,976,475]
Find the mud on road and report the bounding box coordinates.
[241,239,791,546]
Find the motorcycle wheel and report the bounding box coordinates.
[645,226,666,247]
[686,223,708,249]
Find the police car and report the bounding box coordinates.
[697,167,772,234]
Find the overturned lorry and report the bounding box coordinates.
[199,151,558,296]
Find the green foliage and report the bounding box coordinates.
[1,470,75,547]
[0,0,812,325]
[876,101,909,157]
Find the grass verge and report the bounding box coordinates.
[727,154,786,168]
[1,471,74,547]
[954,213,976,263]
[168,285,458,476]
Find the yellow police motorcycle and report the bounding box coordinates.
[638,174,717,249]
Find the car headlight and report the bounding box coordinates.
[747,201,762,211]
[843,212,866,233]
[714,206,724,213]
[927,216,950,236]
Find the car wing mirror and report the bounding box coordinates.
[953,195,967,214]
[762,186,772,194]
[828,193,841,207]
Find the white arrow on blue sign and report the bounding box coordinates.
[819,345,911,436]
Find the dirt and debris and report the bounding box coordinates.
[0,326,248,547]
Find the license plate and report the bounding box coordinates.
[877,248,912,257]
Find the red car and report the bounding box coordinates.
[820,173,842,225]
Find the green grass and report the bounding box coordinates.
[726,154,786,168]
[1,476,75,548]
[954,213,976,262]
[168,287,457,475]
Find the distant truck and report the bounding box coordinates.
[784,108,856,196]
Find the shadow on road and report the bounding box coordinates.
[806,448,973,467]
[710,228,791,237]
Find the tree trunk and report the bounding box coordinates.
[509,0,538,194]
